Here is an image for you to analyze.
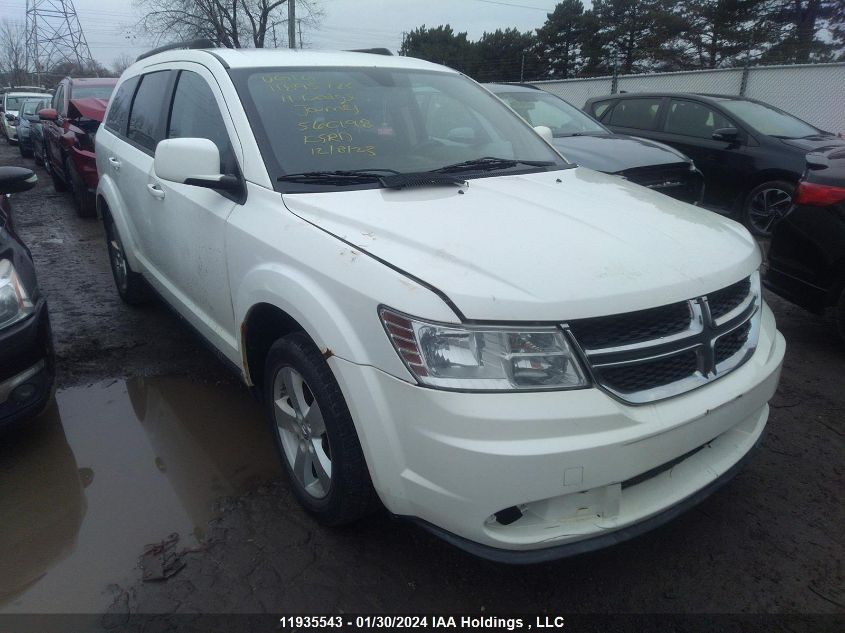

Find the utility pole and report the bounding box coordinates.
[297,18,303,49]
[26,0,97,81]
[288,0,296,49]
[520,52,525,82]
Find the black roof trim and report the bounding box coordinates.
[346,48,393,56]
[136,39,216,62]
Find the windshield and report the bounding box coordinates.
[22,99,45,115]
[72,84,115,100]
[495,91,607,137]
[231,67,568,191]
[720,100,821,138]
[5,95,43,111]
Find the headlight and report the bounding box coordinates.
[380,307,589,391]
[0,260,35,329]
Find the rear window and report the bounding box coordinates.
[127,71,172,152]
[590,100,614,120]
[608,98,662,130]
[72,84,116,100]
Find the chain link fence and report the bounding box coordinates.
[529,62,845,132]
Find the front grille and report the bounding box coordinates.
[621,163,692,188]
[600,351,699,394]
[715,321,752,365]
[568,302,691,350]
[620,162,701,203]
[568,274,760,404]
[707,277,751,320]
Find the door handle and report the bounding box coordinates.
[146,183,165,200]
[108,157,121,171]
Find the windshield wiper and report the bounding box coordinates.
[432,156,556,174]
[277,169,399,185]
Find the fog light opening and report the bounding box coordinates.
[492,506,524,526]
[10,383,37,403]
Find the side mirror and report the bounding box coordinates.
[4,113,15,122]
[154,138,241,194]
[38,108,58,121]
[712,127,739,142]
[0,166,37,195]
[534,125,554,143]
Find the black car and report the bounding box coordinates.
[584,92,845,236]
[486,84,703,204]
[17,96,50,159]
[765,147,845,344]
[0,166,54,429]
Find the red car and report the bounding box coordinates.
[39,77,117,217]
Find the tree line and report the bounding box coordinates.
[400,0,845,83]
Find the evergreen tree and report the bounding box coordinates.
[399,25,475,75]
[535,0,586,78]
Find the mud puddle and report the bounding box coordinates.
[0,376,281,613]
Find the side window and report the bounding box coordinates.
[608,98,662,130]
[105,76,139,137]
[167,71,237,174]
[665,100,732,139]
[127,71,172,152]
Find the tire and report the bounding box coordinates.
[743,180,794,237]
[48,155,68,192]
[104,213,149,305]
[836,289,845,348]
[264,332,379,525]
[68,160,96,217]
[20,145,33,158]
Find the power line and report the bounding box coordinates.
[25,0,97,82]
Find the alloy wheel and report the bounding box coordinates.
[107,223,128,292]
[272,366,332,499]
[748,187,792,236]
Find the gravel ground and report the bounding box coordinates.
[1,141,842,629]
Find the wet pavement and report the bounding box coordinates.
[0,141,843,626]
[0,377,279,613]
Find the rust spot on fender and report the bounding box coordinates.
[322,348,334,360]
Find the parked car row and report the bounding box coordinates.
[3,77,117,217]
[583,92,845,236]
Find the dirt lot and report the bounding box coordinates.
[0,140,842,630]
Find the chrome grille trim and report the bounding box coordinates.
[565,273,761,405]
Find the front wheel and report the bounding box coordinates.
[743,181,794,237]
[264,332,379,525]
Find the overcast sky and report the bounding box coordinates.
[0,0,563,69]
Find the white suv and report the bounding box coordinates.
[96,47,785,562]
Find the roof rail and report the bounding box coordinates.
[136,39,216,62]
[346,48,393,56]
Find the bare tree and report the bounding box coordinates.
[112,53,135,76]
[0,20,29,87]
[134,0,321,49]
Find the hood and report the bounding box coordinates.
[552,134,690,173]
[68,98,108,122]
[778,134,845,153]
[282,168,760,322]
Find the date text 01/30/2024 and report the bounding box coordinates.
[277,615,567,630]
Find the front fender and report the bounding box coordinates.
[96,174,143,272]
[234,261,413,383]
